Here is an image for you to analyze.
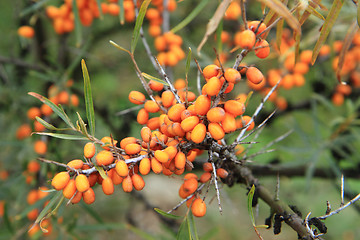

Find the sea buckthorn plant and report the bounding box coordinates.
[2,0,360,239]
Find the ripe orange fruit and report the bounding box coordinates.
[161,91,175,108]
[255,39,270,59]
[191,198,207,217]
[203,64,220,79]
[82,188,95,204]
[67,159,84,169]
[216,168,229,178]
[191,123,207,143]
[51,172,70,191]
[174,152,186,169]
[122,175,133,192]
[238,115,255,131]
[248,21,267,35]
[102,177,114,195]
[95,150,114,166]
[34,120,46,132]
[137,108,149,125]
[139,157,151,175]
[27,189,39,205]
[154,150,170,163]
[18,26,35,38]
[34,140,47,155]
[62,179,76,199]
[115,160,129,177]
[84,142,96,159]
[131,174,145,191]
[195,95,211,116]
[151,157,163,174]
[246,67,264,84]
[128,91,146,105]
[27,160,40,173]
[148,80,164,91]
[168,103,186,122]
[234,29,256,49]
[224,68,241,83]
[206,77,222,96]
[183,178,198,194]
[221,113,237,133]
[27,107,41,120]
[200,172,212,183]
[144,100,160,113]
[75,174,90,192]
[224,100,245,116]
[207,107,226,123]
[181,115,200,132]
[27,208,39,221]
[174,78,186,89]
[208,122,225,140]
[71,192,82,204]
[125,143,141,155]
[16,123,32,140]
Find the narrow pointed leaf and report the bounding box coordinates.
[81,59,95,136]
[131,0,151,53]
[96,0,103,19]
[20,0,48,17]
[119,0,125,24]
[109,40,130,54]
[80,202,104,223]
[35,117,72,131]
[358,3,360,27]
[171,0,210,33]
[94,166,108,180]
[248,184,256,226]
[306,5,325,21]
[76,112,91,138]
[311,0,345,65]
[336,21,359,83]
[187,211,199,240]
[127,224,157,240]
[185,48,192,80]
[154,208,182,219]
[29,92,75,129]
[177,216,191,240]
[34,132,88,140]
[142,72,169,85]
[34,191,63,225]
[276,19,284,50]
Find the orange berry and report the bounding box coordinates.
[234,30,256,49]
[248,21,267,35]
[319,44,331,56]
[129,91,146,105]
[206,77,222,96]
[300,50,313,64]
[67,159,84,169]
[18,26,35,38]
[154,150,170,163]
[125,143,141,155]
[147,117,160,130]
[46,6,60,18]
[102,177,114,195]
[16,123,32,140]
[137,108,149,125]
[195,95,211,116]
[144,100,160,113]
[71,191,82,204]
[275,96,288,110]
[107,3,120,15]
[174,78,187,90]
[191,123,207,143]
[141,127,152,142]
[41,103,53,116]
[183,178,198,194]
[184,173,198,180]
[332,92,344,106]
[181,116,200,132]
[267,69,282,87]
[34,140,47,155]
[293,74,305,87]
[208,122,225,140]
[207,107,226,123]
[224,100,245,117]
[168,103,186,122]
[246,67,264,84]
[27,208,39,221]
[51,172,70,191]
[27,107,41,120]
[131,174,145,191]
[122,175,133,193]
[151,157,163,174]
[200,172,212,183]
[34,120,45,132]
[255,39,270,59]
[203,162,213,172]
[139,157,151,175]
[84,142,96,159]
[293,62,309,75]
[62,179,76,199]
[282,74,295,90]
[75,174,90,192]
[191,198,206,217]
[83,188,95,204]
[238,115,255,131]
[336,84,352,96]
[216,168,228,178]
[178,184,191,198]
[224,2,241,20]
[27,160,40,173]
[149,80,164,91]
[224,68,241,83]
[27,189,39,205]
[164,146,178,160]
[203,64,220,79]
[174,152,186,169]
[95,150,114,166]
[115,160,129,177]
[221,113,237,133]
[161,91,175,108]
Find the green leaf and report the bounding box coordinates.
[80,202,104,223]
[3,202,14,234]
[131,0,151,53]
[276,19,284,50]
[154,208,182,219]
[311,0,344,65]
[109,40,130,54]
[171,0,210,33]
[35,117,72,131]
[33,191,63,225]
[96,0,103,19]
[72,0,83,47]
[247,184,256,226]
[201,227,219,240]
[187,211,199,240]
[81,59,95,136]
[94,166,108,180]
[28,92,75,129]
[358,3,360,27]
[142,72,169,86]
[177,216,191,240]
[306,5,325,21]
[34,132,88,141]
[20,0,49,17]
[185,47,192,81]
[76,112,91,138]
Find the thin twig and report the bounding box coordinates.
[240,0,248,30]
[212,161,222,214]
[167,183,206,213]
[115,105,143,116]
[0,55,47,72]
[275,173,280,201]
[318,193,360,220]
[341,174,344,206]
[304,212,316,239]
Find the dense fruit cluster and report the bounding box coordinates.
[154,32,185,66]
[145,0,177,37]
